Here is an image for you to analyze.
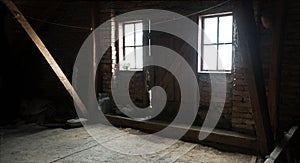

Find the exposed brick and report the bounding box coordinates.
[21,0,299,136]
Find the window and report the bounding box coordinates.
[118,21,144,71]
[198,13,233,72]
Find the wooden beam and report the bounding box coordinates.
[2,0,88,116]
[233,0,274,155]
[105,114,259,153]
[264,126,299,163]
[267,0,285,140]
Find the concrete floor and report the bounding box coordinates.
[1,123,259,163]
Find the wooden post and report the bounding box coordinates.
[2,0,88,116]
[268,0,285,140]
[233,0,274,155]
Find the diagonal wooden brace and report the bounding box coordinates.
[2,0,88,117]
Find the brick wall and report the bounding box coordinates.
[230,0,300,134]
[8,0,252,132]
[104,1,240,131]
[278,0,300,131]
[197,74,233,130]
[231,50,255,134]
[7,1,300,136]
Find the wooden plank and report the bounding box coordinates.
[233,0,274,155]
[264,126,299,163]
[250,155,257,163]
[105,114,258,152]
[2,0,88,116]
[267,0,285,140]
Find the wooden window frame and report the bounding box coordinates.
[198,12,234,73]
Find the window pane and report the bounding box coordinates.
[135,23,143,46]
[218,44,232,70]
[123,47,135,70]
[219,16,233,43]
[203,17,218,44]
[136,47,143,69]
[202,45,217,70]
[124,24,134,46]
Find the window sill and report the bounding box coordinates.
[119,69,143,72]
[198,71,231,74]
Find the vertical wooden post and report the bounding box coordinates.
[233,0,274,155]
[2,0,88,116]
[268,0,285,140]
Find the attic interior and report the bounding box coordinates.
[1,0,300,162]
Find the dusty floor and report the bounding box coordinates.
[0,123,259,163]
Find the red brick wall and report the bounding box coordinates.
[231,49,255,134]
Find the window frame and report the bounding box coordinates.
[198,12,234,73]
[118,20,144,71]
